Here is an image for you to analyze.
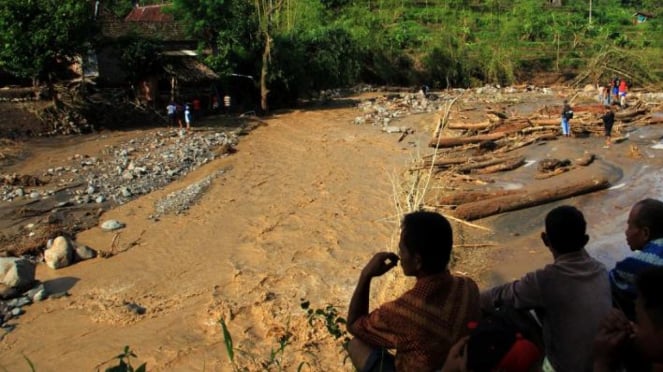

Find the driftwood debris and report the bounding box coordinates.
[447,121,493,131]
[436,189,525,206]
[455,155,523,174]
[452,172,611,221]
[429,132,506,148]
[474,156,525,174]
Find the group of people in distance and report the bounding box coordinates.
[347,199,663,372]
[599,78,629,108]
[166,98,201,133]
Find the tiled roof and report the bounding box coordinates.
[125,5,174,23]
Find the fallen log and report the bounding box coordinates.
[429,132,506,148]
[475,156,525,174]
[452,172,610,220]
[494,133,557,154]
[436,189,525,206]
[423,154,495,168]
[447,121,493,130]
[615,108,648,120]
[521,125,558,134]
[529,118,560,126]
[455,155,522,174]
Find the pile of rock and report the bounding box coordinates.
[0,256,38,334]
[0,129,238,207]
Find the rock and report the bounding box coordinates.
[6,296,31,308]
[95,195,105,203]
[120,187,132,197]
[86,185,96,194]
[29,191,40,199]
[0,257,36,290]
[73,243,97,261]
[24,283,47,302]
[382,126,404,133]
[15,188,24,197]
[125,302,146,315]
[10,307,23,317]
[100,219,125,231]
[44,236,74,269]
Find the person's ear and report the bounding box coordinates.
[642,226,651,242]
[541,232,550,247]
[582,234,590,246]
[414,253,423,272]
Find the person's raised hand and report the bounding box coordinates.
[361,252,399,278]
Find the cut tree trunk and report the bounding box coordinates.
[436,189,525,206]
[429,132,506,148]
[447,121,493,130]
[452,172,610,220]
[474,156,525,174]
[423,154,495,168]
[455,155,523,174]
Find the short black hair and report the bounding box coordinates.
[545,205,587,253]
[401,211,452,273]
[636,267,663,329]
[633,198,663,240]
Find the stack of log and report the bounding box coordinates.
[417,99,657,221]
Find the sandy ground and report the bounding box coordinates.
[2,93,663,371]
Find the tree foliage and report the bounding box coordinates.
[0,0,96,82]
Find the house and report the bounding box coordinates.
[93,3,218,107]
[633,11,654,24]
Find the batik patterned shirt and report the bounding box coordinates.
[349,272,480,372]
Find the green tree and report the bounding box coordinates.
[0,0,97,100]
[168,0,257,75]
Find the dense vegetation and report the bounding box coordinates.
[1,0,661,109]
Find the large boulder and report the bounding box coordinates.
[44,236,74,269]
[0,257,36,290]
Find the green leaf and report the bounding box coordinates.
[219,318,235,363]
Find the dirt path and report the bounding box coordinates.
[0,107,431,371]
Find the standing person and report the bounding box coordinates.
[602,106,615,147]
[481,205,612,372]
[619,79,628,107]
[560,100,573,137]
[604,83,612,106]
[612,77,621,101]
[184,103,192,132]
[347,211,480,372]
[175,101,185,130]
[166,101,177,128]
[609,198,663,320]
[223,94,231,115]
[192,97,201,120]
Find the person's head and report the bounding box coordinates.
[541,205,589,255]
[625,198,663,251]
[633,267,663,362]
[398,211,452,277]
